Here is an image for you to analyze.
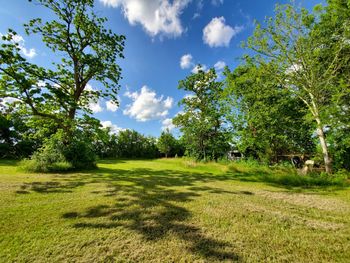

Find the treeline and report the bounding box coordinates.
[174,0,350,172]
[0,0,349,173]
[0,111,184,161]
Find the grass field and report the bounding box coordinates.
[0,159,349,262]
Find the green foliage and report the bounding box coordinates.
[157,130,177,158]
[225,61,315,163]
[21,129,96,172]
[173,68,231,161]
[0,0,125,164]
[0,109,39,159]
[21,132,69,172]
[228,161,349,187]
[243,2,350,173]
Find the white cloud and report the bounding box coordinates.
[214,60,226,71]
[106,100,119,112]
[1,33,37,58]
[203,17,243,47]
[89,101,103,113]
[99,0,190,38]
[180,53,193,69]
[101,120,123,134]
[85,83,96,92]
[191,64,207,73]
[162,118,175,131]
[192,12,200,20]
[211,0,224,6]
[123,85,173,121]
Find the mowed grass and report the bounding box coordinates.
[0,159,349,262]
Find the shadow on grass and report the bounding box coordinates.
[0,159,19,166]
[19,166,243,261]
[17,181,85,194]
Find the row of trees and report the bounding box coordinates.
[0,111,184,160]
[174,0,350,172]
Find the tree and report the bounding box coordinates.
[0,0,125,134]
[315,0,350,170]
[245,3,347,173]
[225,61,315,163]
[157,130,177,158]
[116,129,159,159]
[173,68,230,161]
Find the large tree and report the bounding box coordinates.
[315,0,350,170]
[173,68,230,161]
[245,3,347,173]
[225,60,315,163]
[0,0,125,133]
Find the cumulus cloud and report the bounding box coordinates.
[191,64,207,74]
[123,86,173,122]
[106,100,119,112]
[99,0,190,37]
[1,33,37,58]
[89,101,103,113]
[203,17,243,47]
[180,53,193,69]
[161,118,175,131]
[101,120,123,134]
[214,60,226,71]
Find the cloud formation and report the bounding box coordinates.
[99,0,190,37]
[180,53,193,69]
[214,60,226,71]
[106,100,119,112]
[123,86,173,121]
[1,33,37,58]
[161,118,175,131]
[101,120,123,134]
[191,64,207,73]
[89,101,103,113]
[203,17,243,47]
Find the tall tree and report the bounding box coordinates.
[316,0,350,170]
[225,61,315,163]
[157,129,177,158]
[0,0,125,133]
[173,68,230,161]
[245,3,347,173]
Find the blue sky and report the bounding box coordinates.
[0,0,322,136]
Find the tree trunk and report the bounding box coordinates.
[315,117,332,174]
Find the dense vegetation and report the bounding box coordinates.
[0,0,349,173]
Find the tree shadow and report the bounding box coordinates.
[18,181,85,194]
[54,167,244,261]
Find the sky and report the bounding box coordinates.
[0,0,322,137]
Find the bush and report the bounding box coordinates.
[21,129,96,172]
[62,136,96,169]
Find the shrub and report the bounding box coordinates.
[21,129,96,172]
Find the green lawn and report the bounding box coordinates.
[0,159,349,262]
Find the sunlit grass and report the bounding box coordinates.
[0,158,349,262]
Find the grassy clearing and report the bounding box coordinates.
[0,158,349,262]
